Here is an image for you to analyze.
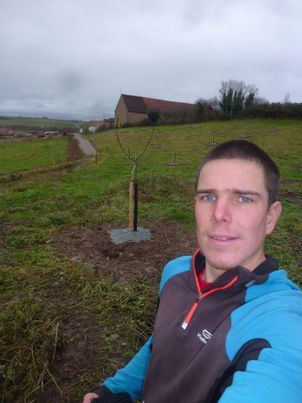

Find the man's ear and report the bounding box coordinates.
[266,201,282,235]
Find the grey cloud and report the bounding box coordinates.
[0,0,302,119]
[57,71,85,94]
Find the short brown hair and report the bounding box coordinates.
[197,140,280,206]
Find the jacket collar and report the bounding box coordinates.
[192,248,279,290]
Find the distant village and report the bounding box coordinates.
[0,117,116,142]
[0,127,69,141]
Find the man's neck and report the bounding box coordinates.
[205,255,266,283]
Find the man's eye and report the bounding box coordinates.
[238,196,253,203]
[196,194,216,202]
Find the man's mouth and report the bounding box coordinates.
[209,234,238,241]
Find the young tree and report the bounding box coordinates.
[218,80,258,119]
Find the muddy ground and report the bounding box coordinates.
[55,221,197,284]
[39,221,197,402]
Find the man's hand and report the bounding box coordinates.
[82,392,100,403]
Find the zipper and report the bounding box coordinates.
[181,295,202,329]
[181,252,239,330]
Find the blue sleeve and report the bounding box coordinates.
[218,342,302,403]
[103,336,153,401]
[219,289,302,402]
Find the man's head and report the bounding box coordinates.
[197,140,280,207]
[194,140,282,281]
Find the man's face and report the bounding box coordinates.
[195,158,281,281]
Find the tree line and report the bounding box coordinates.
[195,79,302,121]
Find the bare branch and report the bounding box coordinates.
[115,127,131,159]
[136,126,155,161]
[115,125,154,171]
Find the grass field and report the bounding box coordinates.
[0,137,69,174]
[0,119,301,402]
[0,116,80,130]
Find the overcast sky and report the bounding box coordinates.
[1,0,301,120]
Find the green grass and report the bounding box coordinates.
[0,119,301,402]
[0,116,80,129]
[0,137,68,174]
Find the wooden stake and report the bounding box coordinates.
[133,182,138,231]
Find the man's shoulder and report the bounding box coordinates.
[159,255,192,294]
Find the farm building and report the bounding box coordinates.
[115,94,195,126]
[103,117,115,129]
[84,119,115,132]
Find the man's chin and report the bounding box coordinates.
[205,258,240,274]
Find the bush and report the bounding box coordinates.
[245,102,302,119]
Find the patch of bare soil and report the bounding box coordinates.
[41,221,197,402]
[36,308,103,403]
[279,189,297,204]
[280,179,302,207]
[55,221,197,286]
[279,189,302,208]
[0,222,7,251]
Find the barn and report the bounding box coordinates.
[115,94,195,127]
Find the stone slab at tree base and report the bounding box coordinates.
[109,227,151,244]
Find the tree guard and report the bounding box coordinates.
[128,164,139,231]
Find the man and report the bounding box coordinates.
[83,140,302,403]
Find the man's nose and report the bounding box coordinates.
[211,197,231,223]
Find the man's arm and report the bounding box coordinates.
[218,312,302,402]
[218,353,302,402]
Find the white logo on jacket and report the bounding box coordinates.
[197,329,212,344]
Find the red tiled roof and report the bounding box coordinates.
[143,97,194,114]
[121,94,147,114]
[121,94,194,115]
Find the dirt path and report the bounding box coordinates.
[72,133,97,157]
